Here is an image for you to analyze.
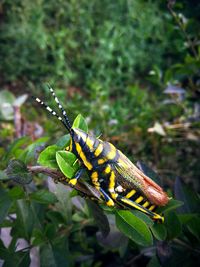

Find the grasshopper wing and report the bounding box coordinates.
[114,151,169,206]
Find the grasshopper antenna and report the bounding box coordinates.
[33,96,72,134]
[47,85,72,131]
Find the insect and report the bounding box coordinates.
[34,86,169,223]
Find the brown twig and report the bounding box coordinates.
[28,165,101,200]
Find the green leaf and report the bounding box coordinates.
[16,199,37,239]
[165,211,182,240]
[0,188,13,224]
[73,114,88,132]
[178,213,199,224]
[16,251,31,267]
[175,177,200,213]
[147,256,161,267]
[30,190,58,204]
[6,159,33,184]
[38,145,60,169]
[151,223,167,241]
[158,199,183,214]
[187,216,200,241]
[56,134,71,148]
[20,136,49,163]
[115,210,153,246]
[87,199,110,237]
[131,210,154,227]
[32,228,46,246]
[56,151,79,178]
[8,186,25,200]
[40,237,71,267]
[5,137,31,161]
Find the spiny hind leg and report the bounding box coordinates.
[116,195,164,222]
[100,188,115,207]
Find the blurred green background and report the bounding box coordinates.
[0,0,200,266]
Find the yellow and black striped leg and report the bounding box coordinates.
[116,195,164,223]
[100,188,115,207]
[68,168,85,187]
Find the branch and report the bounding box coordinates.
[28,165,101,200]
[167,1,199,60]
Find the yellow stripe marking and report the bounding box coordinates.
[153,214,164,223]
[135,196,144,203]
[91,172,100,187]
[106,199,115,207]
[75,143,93,170]
[105,165,111,174]
[106,143,117,160]
[125,190,136,199]
[91,172,98,179]
[109,171,115,190]
[94,143,103,157]
[98,158,106,164]
[86,137,94,150]
[68,178,77,186]
[142,201,150,208]
[149,205,156,211]
[121,198,149,214]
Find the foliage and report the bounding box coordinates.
[0,0,200,266]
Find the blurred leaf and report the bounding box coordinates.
[40,237,70,267]
[0,170,9,181]
[38,145,60,169]
[174,177,200,213]
[0,188,13,224]
[0,90,15,120]
[174,177,190,213]
[16,199,38,239]
[148,122,166,136]
[56,134,71,149]
[178,213,199,224]
[13,94,28,107]
[115,210,153,246]
[32,228,46,246]
[136,161,161,184]
[16,251,31,267]
[87,199,110,237]
[159,199,183,214]
[6,159,33,184]
[187,216,200,241]
[45,224,56,240]
[20,136,49,163]
[5,137,31,161]
[8,186,25,200]
[147,255,161,267]
[165,212,182,240]
[56,151,79,178]
[151,223,167,241]
[73,114,88,132]
[30,190,58,204]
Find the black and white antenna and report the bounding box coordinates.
[47,85,72,130]
[33,87,72,133]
